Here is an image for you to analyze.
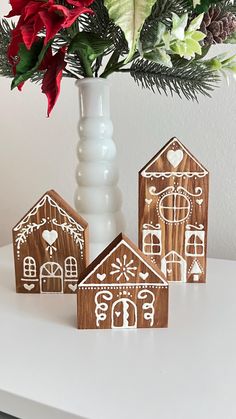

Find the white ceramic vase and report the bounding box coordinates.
[75,78,124,262]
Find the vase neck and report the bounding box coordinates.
[77,78,110,118]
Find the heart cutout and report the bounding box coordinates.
[196,199,203,205]
[97,273,106,281]
[68,283,77,292]
[139,272,149,280]
[167,149,183,168]
[167,269,172,274]
[42,230,58,246]
[24,283,35,291]
[115,311,121,317]
[145,199,152,205]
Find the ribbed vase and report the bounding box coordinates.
[75,78,124,262]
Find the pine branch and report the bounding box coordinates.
[0,19,14,78]
[79,0,128,56]
[141,0,191,44]
[220,0,236,15]
[130,59,219,101]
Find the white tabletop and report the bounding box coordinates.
[0,244,236,419]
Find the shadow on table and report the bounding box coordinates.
[0,412,18,419]
[0,390,88,419]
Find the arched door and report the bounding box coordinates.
[40,262,63,293]
[112,298,137,329]
[161,251,187,282]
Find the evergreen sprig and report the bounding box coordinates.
[0,19,14,78]
[79,0,128,55]
[130,58,218,100]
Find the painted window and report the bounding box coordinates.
[185,231,205,256]
[159,193,190,223]
[143,230,162,255]
[23,257,36,278]
[65,257,78,278]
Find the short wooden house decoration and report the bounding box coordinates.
[139,138,209,283]
[77,234,168,329]
[13,190,89,293]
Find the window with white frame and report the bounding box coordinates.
[142,229,162,255]
[23,257,36,278]
[65,257,78,278]
[185,231,205,256]
[159,193,190,223]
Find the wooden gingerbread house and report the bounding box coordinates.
[139,138,209,283]
[12,190,89,293]
[77,234,168,329]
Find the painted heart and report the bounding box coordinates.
[196,199,203,205]
[167,269,172,274]
[42,230,58,246]
[24,284,35,291]
[167,149,183,168]
[68,284,77,292]
[97,273,106,281]
[139,272,149,280]
[115,311,121,317]
[145,199,152,205]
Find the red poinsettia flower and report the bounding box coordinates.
[41,47,66,117]
[7,0,93,62]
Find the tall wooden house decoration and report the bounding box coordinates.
[13,190,89,293]
[139,138,209,283]
[77,234,168,329]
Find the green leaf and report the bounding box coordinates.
[187,13,204,33]
[195,0,222,13]
[104,0,156,63]
[225,32,236,44]
[144,48,172,67]
[193,0,201,7]
[185,38,201,55]
[171,12,188,40]
[68,31,112,61]
[191,31,205,42]
[11,40,49,89]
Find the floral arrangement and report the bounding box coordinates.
[1,0,236,115]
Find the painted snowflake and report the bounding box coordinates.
[110,255,137,282]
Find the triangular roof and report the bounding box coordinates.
[79,233,168,287]
[13,189,87,233]
[140,137,208,179]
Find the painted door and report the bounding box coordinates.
[112,298,137,329]
[40,262,63,293]
[161,251,187,282]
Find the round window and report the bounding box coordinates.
[158,193,190,223]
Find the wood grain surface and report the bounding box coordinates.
[139,138,209,283]
[77,233,168,329]
[12,190,89,293]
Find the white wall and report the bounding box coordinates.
[0,2,235,259]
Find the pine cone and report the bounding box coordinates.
[200,7,236,45]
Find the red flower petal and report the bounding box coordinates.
[65,0,94,6]
[8,27,23,65]
[63,6,94,28]
[41,47,66,117]
[5,0,30,17]
[20,16,43,49]
[39,5,68,44]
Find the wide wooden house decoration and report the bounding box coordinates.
[139,138,209,283]
[77,233,168,329]
[12,190,89,293]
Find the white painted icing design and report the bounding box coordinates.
[167,149,183,168]
[137,290,155,326]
